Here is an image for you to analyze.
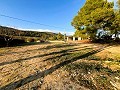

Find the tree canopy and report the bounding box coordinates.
[72,0,120,41]
[117,0,120,12]
[72,0,114,29]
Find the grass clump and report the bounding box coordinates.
[64,61,118,90]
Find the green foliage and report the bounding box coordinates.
[0,26,65,47]
[57,32,64,40]
[110,12,120,39]
[74,29,89,39]
[49,35,57,40]
[0,35,26,47]
[71,0,115,40]
[0,26,57,40]
[72,0,114,28]
[85,26,97,40]
[26,38,35,42]
[117,0,120,12]
[90,8,114,28]
[74,30,81,37]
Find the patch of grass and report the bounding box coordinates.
[78,79,97,90]
[65,62,104,73]
[86,55,101,61]
[101,57,120,71]
[47,47,94,64]
[95,75,114,90]
[64,61,119,90]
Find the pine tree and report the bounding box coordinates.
[71,0,114,40]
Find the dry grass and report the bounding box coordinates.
[0,42,120,90]
[96,45,120,71]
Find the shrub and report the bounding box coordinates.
[27,38,35,42]
[9,38,26,46]
[0,36,6,47]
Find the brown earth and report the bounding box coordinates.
[0,42,120,90]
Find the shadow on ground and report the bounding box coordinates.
[0,45,107,90]
[0,43,76,56]
[0,45,89,66]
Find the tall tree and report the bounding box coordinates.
[117,0,120,12]
[74,29,89,39]
[71,0,114,40]
[110,0,120,39]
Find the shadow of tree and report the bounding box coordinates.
[43,47,92,62]
[0,43,76,56]
[0,46,89,66]
[0,46,107,90]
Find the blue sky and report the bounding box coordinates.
[0,0,86,35]
[0,0,117,35]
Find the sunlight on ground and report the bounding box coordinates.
[0,42,120,90]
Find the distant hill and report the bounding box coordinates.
[0,26,57,40]
[0,26,64,47]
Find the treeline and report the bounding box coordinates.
[0,26,58,40]
[0,26,64,47]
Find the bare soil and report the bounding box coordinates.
[0,42,120,90]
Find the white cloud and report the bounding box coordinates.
[19,28,53,32]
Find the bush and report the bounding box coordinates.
[0,35,26,47]
[27,38,35,42]
[40,40,45,43]
[9,39,26,46]
[0,36,6,47]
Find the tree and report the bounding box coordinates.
[57,32,63,40]
[3,35,13,46]
[117,0,120,12]
[71,0,114,40]
[111,12,120,39]
[74,29,89,39]
[109,0,120,40]
[49,35,57,40]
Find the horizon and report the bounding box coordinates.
[0,0,86,35]
[0,25,73,35]
[0,0,117,35]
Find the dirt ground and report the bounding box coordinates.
[0,42,120,90]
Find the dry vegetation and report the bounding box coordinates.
[0,42,120,90]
